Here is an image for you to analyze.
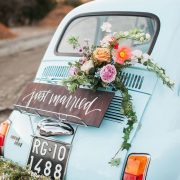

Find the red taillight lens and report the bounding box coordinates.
[123,154,150,180]
[0,134,5,146]
[0,120,10,155]
[123,173,143,180]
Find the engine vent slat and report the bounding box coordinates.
[104,95,126,122]
[42,66,69,78]
[105,112,125,118]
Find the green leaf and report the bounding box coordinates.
[109,158,121,167]
[67,36,80,49]
[122,142,131,151]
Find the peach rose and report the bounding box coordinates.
[93,48,111,63]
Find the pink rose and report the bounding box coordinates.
[100,64,117,83]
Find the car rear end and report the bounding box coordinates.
[1,0,180,180]
[2,82,154,180]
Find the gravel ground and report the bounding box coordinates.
[0,45,49,123]
[0,23,55,123]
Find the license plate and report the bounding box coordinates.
[28,137,71,180]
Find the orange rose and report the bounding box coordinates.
[93,48,111,63]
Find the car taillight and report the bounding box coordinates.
[123,154,150,180]
[0,120,10,155]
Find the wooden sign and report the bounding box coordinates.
[15,83,114,127]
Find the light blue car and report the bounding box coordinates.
[1,0,180,179]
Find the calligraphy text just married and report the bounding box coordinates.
[15,83,114,127]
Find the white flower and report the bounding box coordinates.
[165,77,170,82]
[146,33,151,40]
[132,50,143,58]
[140,37,144,42]
[130,58,139,65]
[135,34,140,38]
[161,73,166,79]
[141,53,151,63]
[101,22,112,33]
[81,60,94,74]
[159,70,164,74]
[170,80,174,85]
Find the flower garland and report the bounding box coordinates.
[62,22,174,166]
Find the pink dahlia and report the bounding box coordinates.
[69,67,78,76]
[100,64,117,83]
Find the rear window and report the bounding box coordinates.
[57,14,159,55]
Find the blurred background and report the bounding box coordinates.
[0,0,91,122]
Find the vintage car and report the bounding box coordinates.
[0,0,180,179]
